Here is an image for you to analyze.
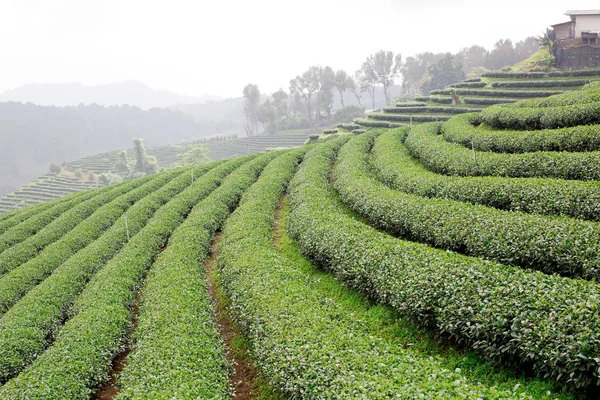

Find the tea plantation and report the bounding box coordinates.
[0,83,600,398]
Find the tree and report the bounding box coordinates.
[317,66,336,119]
[113,150,130,176]
[370,50,402,105]
[257,100,277,133]
[290,66,320,124]
[356,62,378,110]
[49,163,62,174]
[272,89,288,118]
[243,84,261,135]
[486,39,518,70]
[131,138,158,177]
[347,76,363,107]
[176,144,210,167]
[458,45,488,70]
[422,53,466,94]
[334,70,353,108]
[401,52,445,94]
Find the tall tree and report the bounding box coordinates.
[131,138,158,176]
[289,66,320,124]
[422,53,466,94]
[272,89,288,118]
[317,66,336,119]
[242,84,261,135]
[356,61,378,110]
[334,70,353,108]
[348,75,363,107]
[370,50,402,105]
[458,45,488,70]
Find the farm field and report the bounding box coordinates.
[0,83,599,398]
[0,133,310,213]
[350,68,600,130]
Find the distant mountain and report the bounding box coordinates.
[0,80,220,109]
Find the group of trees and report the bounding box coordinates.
[402,37,540,94]
[242,50,403,134]
[241,36,540,135]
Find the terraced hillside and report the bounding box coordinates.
[0,84,599,398]
[0,133,309,213]
[350,68,600,129]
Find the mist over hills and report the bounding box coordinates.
[0,80,220,109]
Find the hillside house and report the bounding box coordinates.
[552,10,600,45]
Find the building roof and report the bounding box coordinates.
[565,10,600,16]
[551,21,573,27]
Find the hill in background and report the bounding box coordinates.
[0,80,219,109]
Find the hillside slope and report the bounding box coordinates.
[0,83,599,397]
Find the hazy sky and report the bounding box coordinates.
[0,0,598,98]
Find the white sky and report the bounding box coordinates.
[0,0,597,98]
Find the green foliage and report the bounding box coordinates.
[336,123,361,131]
[0,163,220,383]
[490,79,589,88]
[447,81,487,88]
[405,123,600,181]
[369,113,452,122]
[443,113,600,153]
[98,172,123,186]
[0,174,165,315]
[322,129,338,134]
[336,131,600,281]
[287,135,600,389]
[0,154,274,399]
[430,88,565,97]
[482,71,546,78]
[175,143,210,167]
[463,97,519,105]
[372,128,600,222]
[382,106,482,114]
[422,53,466,94]
[48,163,61,174]
[220,142,533,398]
[0,190,96,255]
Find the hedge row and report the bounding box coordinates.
[336,131,600,280]
[0,161,231,383]
[482,71,547,78]
[463,97,519,105]
[448,81,487,88]
[394,101,426,107]
[0,190,98,254]
[369,113,452,122]
[354,118,393,128]
[499,82,600,108]
[430,89,565,97]
[382,106,482,114]
[428,96,454,104]
[0,153,276,399]
[463,78,482,82]
[549,69,600,77]
[442,113,600,153]
[0,176,153,277]
[372,128,600,222]
[336,123,360,130]
[219,140,525,398]
[116,156,268,399]
[0,170,184,316]
[0,191,91,235]
[405,123,600,180]
[491,79,589,88]
[481,101,600,130]
[322,129,338,134]
[287,135,600,388]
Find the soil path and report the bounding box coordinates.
[206,233,259,400]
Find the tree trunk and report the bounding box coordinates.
[338,89,345,108]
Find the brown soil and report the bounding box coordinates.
[91,292,142,400]
[328,158,336,185]
[273,193,287,249]
[206,233,259,400]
